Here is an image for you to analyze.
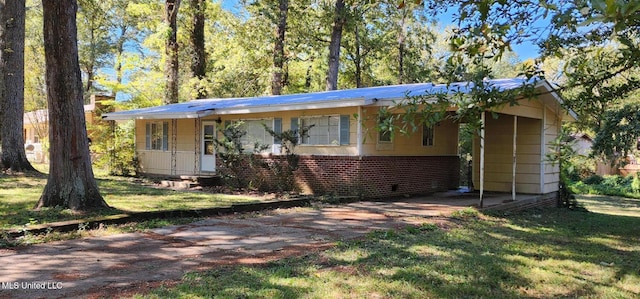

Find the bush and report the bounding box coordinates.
[583,175,604,185]
[569,174,640,198]
[90,119,138,176]
[213,121,268,189]
[566,155,596,181]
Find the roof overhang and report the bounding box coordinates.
[536,80,578,121]
[103,98,374,120]
[102,78,577,122]
[209,98,373,115]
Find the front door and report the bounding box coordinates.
[201,121,216,172]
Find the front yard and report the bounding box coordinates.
[0,169,267,231]
[135,195,640,298]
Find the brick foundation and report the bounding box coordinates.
[294,155,460,198]
[219,155,460,198]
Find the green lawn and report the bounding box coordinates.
[0,166,264,230]
[135,197,640,299]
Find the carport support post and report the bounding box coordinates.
[357,106,363,157]
[479,111,485,208]
[512,115,517,201]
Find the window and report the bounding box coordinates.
[145,122,168,151]
[422,123,434,146]
[298,115,350,145]
[239,119,274,152]
[378,117,392,143]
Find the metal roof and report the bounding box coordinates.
[103,77,566,120]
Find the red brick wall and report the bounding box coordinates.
[295,155,460,198]
[224,155,460,198]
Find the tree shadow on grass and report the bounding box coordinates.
[151,264,312,298]
[148,207,640,298]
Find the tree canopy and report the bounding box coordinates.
[9,0,640,208]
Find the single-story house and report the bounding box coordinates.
[103,78,576,200]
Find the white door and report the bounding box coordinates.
[201,121,216,172]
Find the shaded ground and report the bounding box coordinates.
[0,194,496,299]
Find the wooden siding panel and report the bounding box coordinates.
[175,151,196,175]
[360,111,459,156]
[137,150,171,175]
[474,113,543,194]
[176,119,196,152]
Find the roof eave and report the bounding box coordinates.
[536,80,578,121]
[103,110,216,120]
[212,97,371,115]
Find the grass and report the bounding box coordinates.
[0,164,265,231]
[134,197,640,298]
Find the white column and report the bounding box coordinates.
[512,115,518,201]
[357,106,363,157]
[540,108,546,194]
[479,111,485,208]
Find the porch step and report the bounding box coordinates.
[160,175,222,189]
[160,180,196,189]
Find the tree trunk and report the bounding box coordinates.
[190,0,206,99]
[354,22,362,88]
[397,8,407,84]
[37,0,107,211]
[115,26,127,87]
[326,0,346,91]
[271,0,288,95]
[164,0,181,105]
[0,0,35,172]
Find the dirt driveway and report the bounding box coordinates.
[0,196,486,299]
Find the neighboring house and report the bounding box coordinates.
[103,78,576,199]
[569,133,640,176]
[24,94,114,163]
[569,133,593,156]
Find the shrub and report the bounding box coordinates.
[583,175,604,185]
[213,121,268,189]
[632,173,640,193]
[90,120,138,176]
[261,124,313,193]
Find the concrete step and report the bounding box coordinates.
[160,175,222,189]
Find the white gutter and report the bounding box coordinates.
[211,98,372,115]
[102,98,374,120]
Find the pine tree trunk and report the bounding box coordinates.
[164,0,181,105]
[37,0,107,211]
[0,0,35,172]
[190,0,206,98]
[271,0,288,95]
[354,22,362,88]
[397,9,407,84]
[326,0,346,91]
[115,26,127,87]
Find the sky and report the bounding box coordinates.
[217,0,542,61]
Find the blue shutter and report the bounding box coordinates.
[162,122,169,151]
[339,115,350,145]
[273,118,282,144]
[291,117,300,144]
[145,123,151,150]
[291,117,299,134]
